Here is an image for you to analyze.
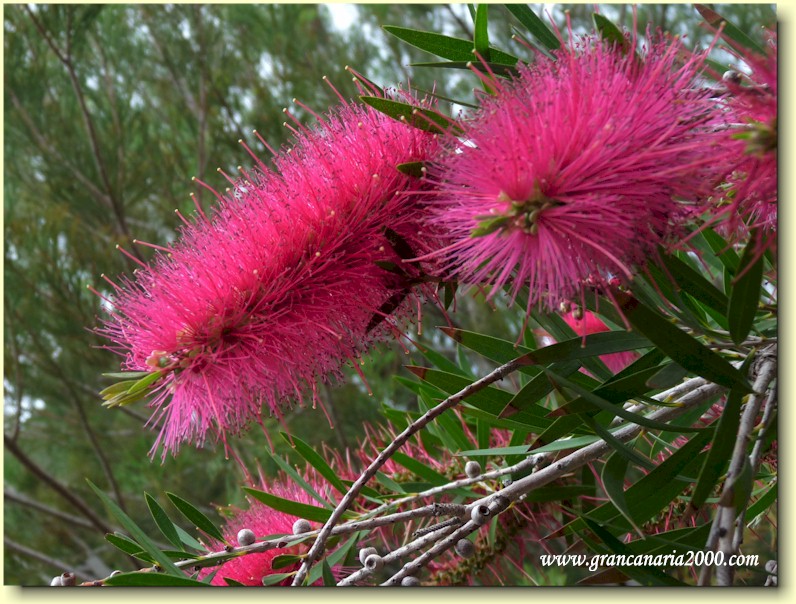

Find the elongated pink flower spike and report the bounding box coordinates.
[423,31,727,313]
[97,87,440,459]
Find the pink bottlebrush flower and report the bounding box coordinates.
[562,311,637,373]
[424,32,727,312]
[200,478,323,586]
[97,90,439,458]
[716,33,777,240]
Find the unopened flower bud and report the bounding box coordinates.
[237,528,256,546]
[292,519,312,535]
[359,546,378,565]
[364,553,384,573]
[470,504,491,526]
[464,460,481,479]
[401,576,421,586]
[50,576,63,587]
[455,538,475,559]
[60,572,76,587]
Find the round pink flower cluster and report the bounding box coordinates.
[423,33,729,312]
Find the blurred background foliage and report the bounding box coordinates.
[3,3,776,585]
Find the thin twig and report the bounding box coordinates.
[291,353,532,585]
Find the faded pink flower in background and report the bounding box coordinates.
[424,32,727,312]
[98,93,439,458]
[716,33,777,241]
[562,311,637,373]
[200,477,323,586]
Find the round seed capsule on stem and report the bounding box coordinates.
[359,546,378,565]
[292,519,312,535]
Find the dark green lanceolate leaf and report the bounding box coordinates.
[392,452,449,486]
[504,4,561,50]
[601,445,644,537]
[382,25,518,64]
[145,492,183,550]
[573,429,714,533]
[694,4,768,55]
[658,252,730,315]
[546,369,704,433]
[439,327,533,367]
[473,4,491,61]
[223,577,247,586]
[105,532,148,558]
[700,228,741,273]
[582,520,686,586]
[243,487,356,523]
[261,572,295,586]
[746,482,777,519]
[166,492,226,544]
[396,161,425,177]
[500,360,581,418]
[586,417,657,473]
[104,572,212,587]
[88,481,183,576]
[410,61,518,77]
[272,554,303,570]
[612,290,752,392]
[525,486,594,504]
[322,560,336,586]
[592,13,632,54]
[405,366,554,432]
[728,231,765,344]
[690,384,745,509]
[265,451,333,509]
[375,471,406,495]
[645,362,689,390]
[360,96,461,135]
[282,433,348,498]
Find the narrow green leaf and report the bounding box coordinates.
[265,450,332,508]
[690,384,745,508]
[601,446,644,537]
[166,492,226,544]
[88,481,183,576]
[223,577,246,586]
[396,161,425,177]
[99,379,140,398]
[105,533,146,558]
[175,525,203,552]
[283,433,348,498]
[102,371,151,380]
[525,485,594,503]
[746,482,777,519]
[658,252,730,315]
[409,60,517,77]
[271,554,302,570]
[375,471,406,495]
[391,452,449,486]
[728,232,764,344]
[382,25,517,64]
[104,572,212,587]
[694,4,767,55]
[322,560,336,586]
[645,362,689,390]
[699,228,740,273]
[612,290,751,392]
[592,13,632,54]
[243,487,355,523]
[126,370,165,396]
[504,4,560,50]
[586,417,656,472]
[547,369,704,433]
[360,95,460,135]
[474,4,490,61]
[261,572,295,585]
[306,534,360,585]
[145,493,183,550]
